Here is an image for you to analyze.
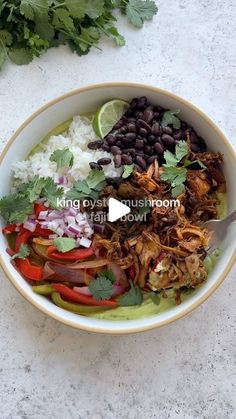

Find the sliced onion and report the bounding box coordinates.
[73,286,92,296]
[58,176,68,185]
[108,262,123,284]
[38,210,48,220]
[66,258,109,269]
[68,207,78,216]
[68,224,82,235]
[93,224,105,234]
[43,262,87,283]
[73,284,126,297]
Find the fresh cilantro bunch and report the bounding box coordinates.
[0,0,158,70]
[0,176,64,223]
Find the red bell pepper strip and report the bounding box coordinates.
[15,258,43,281]
[34,203,48,218]
[2,224,19,234]
[15,229,33,252]
[34,224,53,237]
[52,283,118,307]
[47,246,94,261]
[6,248,15,257]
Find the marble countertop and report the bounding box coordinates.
[0,1,235,418]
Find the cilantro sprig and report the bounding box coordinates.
[161,109,181,129]
[67,170,106,201]
[0,1,158,70]
[0,176,63,223]
[160,141,206,197]
[50,147,74,170]
[160,141,188,197]
[11,244,30,260]
[88,269,116,301]
[118,280,143,306]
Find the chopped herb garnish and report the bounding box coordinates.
[122,164,135,179]
[161,109,181,129]
[88,269,116,300]
[160,140,189,197]
[125,0,158,28]
[150,292,161,305]
[118,281,143,306]
[11,244,30,260]
[67,170,106,201]
[53,237,76,253]
[50,147,74,170]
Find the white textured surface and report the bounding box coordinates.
[0,1,236,418]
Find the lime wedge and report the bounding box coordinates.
[93,99,129,138]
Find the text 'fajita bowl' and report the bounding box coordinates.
[0,83,235,334]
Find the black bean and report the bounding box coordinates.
[114,120,123,129]
[191,144,200,152]
[130,98,138,109]
[136,96,147,109]
[121,116,128,123]
[106,135,116,145]
[101,142,110,151]
[147,155,159,164]
[153,111,160,120]
[125,132,136,141]
[152,122,161,135]
[154,143,164,154]
[136,150,145,156]
[148,134,156,144]
[120,126,128,134]
[97,157,111,166]
[137,119,152,132]
[116,133,124,140]
[88,140,103,150]
[128,117,136,123]
[111,146,121,155]
[89,162,102,170]
[145,145,152,154]
[114,154,122,167]
[190,131,198,143]
[173,131,183,141]
[162,126,173,135]
[135,155,147,170]
[127,123,136,133]
[161,134,175,145]
[121,154,133,165]
[142,109,154,123]
[123,148,135,156]
[135,139,144,149]
[139,127,148,137]
[134,164,142,172]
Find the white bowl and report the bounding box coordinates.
[0,83,236,334]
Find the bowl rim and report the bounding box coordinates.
[0,81,236,335]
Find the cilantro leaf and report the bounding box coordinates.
[41,178,64,209]
[86,170,106,190]
[175,140,189,161]
[50,147,74,170]
[99,269,116,284]
[126,0,158,28]
[0,193,33,223]
[88,277,113,301]
[118,281,143,306]
[53,237,76,253]
[20,0,49,20]
[8,47,33,65]
[161,109,181,129]
[12,244,30,260]
[161,140,189,197]
[122,164,134,179]
[150,292,161,305]
[65,0,87,19]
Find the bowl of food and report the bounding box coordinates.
[0,82,235,334]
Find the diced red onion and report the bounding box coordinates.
[38,210,48,220]
[56,227,64,236]
[66,215,76,225]
[23,220,36,232]
[79,237,92,248]
[29,214,36,220]
[49,234,58,239]
[68,224,82,235]
[64,228,76,238]
[68,207,78,216]
[44,201,49,208]
[58,176,68,185]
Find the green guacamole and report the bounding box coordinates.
[26,119,227,321]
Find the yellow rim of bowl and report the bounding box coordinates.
[0,82,236,334]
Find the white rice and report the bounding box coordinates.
[12,116,122,186]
